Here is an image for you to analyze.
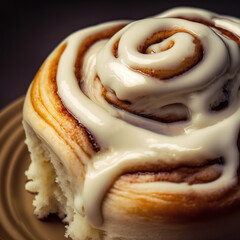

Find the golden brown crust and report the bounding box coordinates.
[105,175,240,223]
[30,43,97,164]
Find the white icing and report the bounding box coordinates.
[97,18,229,101]
[56,7,240,229]
[214,18,240,36]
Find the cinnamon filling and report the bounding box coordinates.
[121,158,224,185]
[131,103,189,123]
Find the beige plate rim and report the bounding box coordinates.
[0,97,68,240]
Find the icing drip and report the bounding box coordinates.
[56,8,240,228]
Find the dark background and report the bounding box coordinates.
[1,0,240,110]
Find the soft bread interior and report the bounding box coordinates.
[23,120,102,240]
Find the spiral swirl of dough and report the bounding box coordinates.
[26,7,240,233]
[97,18,226,98]
[93,17,240,130]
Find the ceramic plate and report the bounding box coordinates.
[0,97,68,240]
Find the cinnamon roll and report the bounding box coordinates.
[23,7,240,240]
